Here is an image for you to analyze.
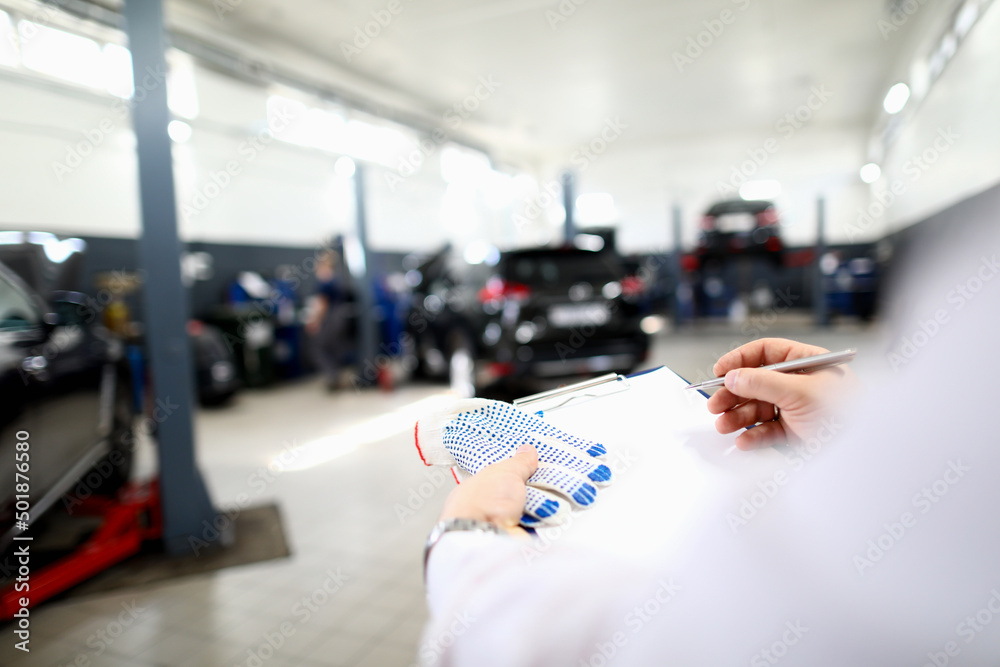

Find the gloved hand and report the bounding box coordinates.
[415,398,612,526]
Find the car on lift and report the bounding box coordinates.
[404,244,487,381]
[464,245,650,397]
[686,199,786,317]
[695,199,783,262]
[0,260,135,554]
[188,319,241,405]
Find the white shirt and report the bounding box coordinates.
[424,225,1000,667]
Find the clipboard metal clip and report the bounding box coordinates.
[513,373,631,413]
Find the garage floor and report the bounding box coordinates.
[8,320,883,667]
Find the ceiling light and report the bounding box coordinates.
[463,240,500,266]
[575,193,617,225]
[883,83,910,114]
[954,1,979,38]
[167,120,192,143]
[859,163,881,184]
[334,156,356,178]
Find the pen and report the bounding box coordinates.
[684,348,857,391]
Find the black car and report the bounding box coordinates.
[467,246,650,396]
[188,319,241,405]
[696,199,783,262]
[405,244,486,381]
[0,261,135,552]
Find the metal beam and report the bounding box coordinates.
[353,163,378,386]
[672,203,685,324]
[814,196,830,327]
[562,171,576,244]
[122,0,220,555]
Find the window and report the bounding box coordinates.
[167,51,199,119]
[19,20,105,89]
[103,42,134,98]
[0,10,17,67]
[0,272,41,332]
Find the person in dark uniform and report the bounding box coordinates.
[307,250,348,390]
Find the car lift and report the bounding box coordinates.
[0,480,162,619]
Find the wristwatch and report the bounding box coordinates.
[423,518,503,579]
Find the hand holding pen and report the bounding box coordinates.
[702,338,860,450]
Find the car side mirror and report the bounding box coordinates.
[8,322,52,347]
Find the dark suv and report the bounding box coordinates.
[696,199,783,262]
[468,246,649,395]
[0,261,134,552]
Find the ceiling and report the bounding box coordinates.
[162,0,924,171]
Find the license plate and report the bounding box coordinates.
[548,302,610,328]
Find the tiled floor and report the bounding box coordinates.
[6,320,882,667]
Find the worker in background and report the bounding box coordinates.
[421,218,1000,666]
[306,249,348,391]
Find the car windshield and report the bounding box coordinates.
[0,271,40,331]
[506,253,622,286]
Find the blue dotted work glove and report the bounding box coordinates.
[415,398,612,526]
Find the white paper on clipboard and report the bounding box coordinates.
[528,366,789,565]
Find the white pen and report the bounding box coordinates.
[684,348,857,391]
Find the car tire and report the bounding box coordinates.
[90,370,136,496]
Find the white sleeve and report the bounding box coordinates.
[423,531,657,667]
[422,223,1000,667]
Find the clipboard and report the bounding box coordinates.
[513,373,632,413]
[516,365,789,563]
